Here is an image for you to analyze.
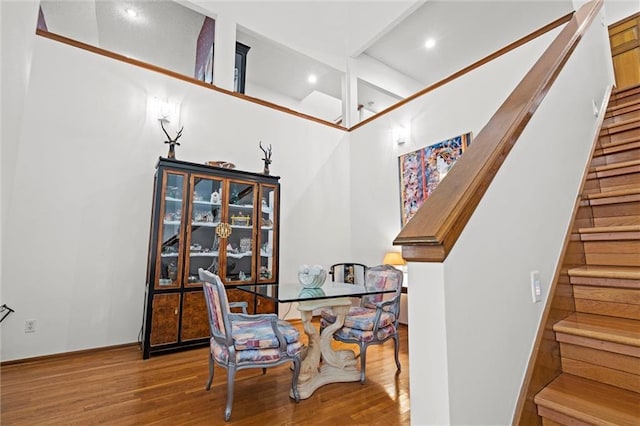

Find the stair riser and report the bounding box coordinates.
[599,127,640,145]
[586,172,640,193]
[537,406,591,426]
[575,299,640,320]
[609,88,640,107]
[587,195,640,224]
[599,119,640,135]
[603,108,640,124]
[541,417,565,426]
[591,146,640,167]
[561,358,640,393]
[583,240,640,265]
[560,343,640,375]
[592,215,640,227]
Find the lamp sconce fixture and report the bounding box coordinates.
[393,126,408,145]
[383,251,406,267]
[383,251,408,287]
[151,97,181,124]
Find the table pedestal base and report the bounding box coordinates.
[291,298,361,399]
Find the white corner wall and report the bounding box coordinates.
[349,6,613,425]
[1,30,351,361]
[442,8,612,423]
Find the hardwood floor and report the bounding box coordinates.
[0,322,410,425]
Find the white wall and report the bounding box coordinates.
[604,0,639,25]
[0,28,351,361]
[349,5,613,425]
[443,9,612,423]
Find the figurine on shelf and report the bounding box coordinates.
[167,262,177,281]
[160,121,183,159]
[210,189,221,204]
[239,271,246,281]
[259,141,272,175]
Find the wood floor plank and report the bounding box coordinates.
[0,323,410,425]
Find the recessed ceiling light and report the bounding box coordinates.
[424,38,436,49]
[125,8,137,18]
[307,74,317,84]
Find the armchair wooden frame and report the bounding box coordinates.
[199,269,301,421]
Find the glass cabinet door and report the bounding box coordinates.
[184,174,224,287]
[156,171,187,289]
[223,180,257,283]
[258,184,277,283]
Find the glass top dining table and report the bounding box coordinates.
[236,281,395,303]
[236,280,396,400]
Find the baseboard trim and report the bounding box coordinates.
[1,342,139,366]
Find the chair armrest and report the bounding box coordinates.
[228,301,248,314]
[229,313,289,353]
[371,297,401,333]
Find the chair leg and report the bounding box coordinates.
[206,354,215,390]
[393,335,401,372]
[224,365,236,421]
[290,357,301,402]
[359,343,368,384]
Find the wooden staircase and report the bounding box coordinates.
[533,84,640,425]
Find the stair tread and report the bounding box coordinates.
[600,116,640,132]
[613,83,640,97]
[607,99,640,114]
[586,188,640,199]
[591,159,640,172]
[553,313,640,347]
[599,137,640,156]
[535,374,640,425]
[568,265,640,280]
[578,224,640,233]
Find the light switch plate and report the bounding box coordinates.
[531,271,542,303]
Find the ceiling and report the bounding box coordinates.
[39,0,576,124]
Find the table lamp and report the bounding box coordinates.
[383,251,408,286]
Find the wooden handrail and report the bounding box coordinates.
[394,0,604,262]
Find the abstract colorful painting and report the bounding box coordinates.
[398,132,472,226]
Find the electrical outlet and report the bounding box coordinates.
[530,271,542,303]
[25,319,36,333]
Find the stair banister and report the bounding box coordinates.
[393,0,604,262]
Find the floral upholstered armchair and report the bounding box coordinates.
[198,269,303,421]
[320,264,403,384]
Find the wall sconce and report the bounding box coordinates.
[151,97,181,124]
[392,126,408,145]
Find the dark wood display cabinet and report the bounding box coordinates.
[142,158,280,358]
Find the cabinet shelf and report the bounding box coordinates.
[191,221,220,227]
[190,252,219,257]
[227,251,252,259]
[144,158,280,359]
[193,200,221,206]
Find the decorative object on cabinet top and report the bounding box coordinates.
[206,161,235,169]
[160,121,183,160]
[259,141,272,175]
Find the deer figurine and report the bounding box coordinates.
[160,120,184,159]
[259,141,272,175]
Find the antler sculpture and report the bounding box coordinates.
[259,141,272,175]
[160,120,184,159]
